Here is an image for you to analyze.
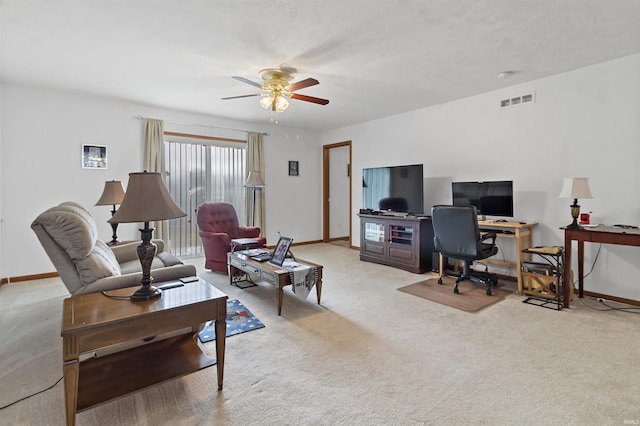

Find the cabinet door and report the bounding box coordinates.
[362,220,386,256]
[388,223,416,263]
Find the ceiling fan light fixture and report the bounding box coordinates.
[275,95,289,112]
[224,68,329,120]
[260,95,274,109]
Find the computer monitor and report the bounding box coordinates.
[452,180,514,218]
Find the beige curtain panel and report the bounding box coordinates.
[246,132,265,233]
[143,118,167,240]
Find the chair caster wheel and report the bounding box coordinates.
[454,287,459,294]
[438,278,443,285]
[486,288,492,296]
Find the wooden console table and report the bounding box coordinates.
[61,279,227,426]
[228,251,323,315]
[563,225,640,308]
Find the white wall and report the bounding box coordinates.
[3,54,639,301]
[257,125,323,243]
[1,83,322,278]
[323,53,640,301]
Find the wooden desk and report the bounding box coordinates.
[476,220,538,294]
[228,252,323,315]
[563,225,640,308]
[61,279,227,426]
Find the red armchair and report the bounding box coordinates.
[196,202,266,273]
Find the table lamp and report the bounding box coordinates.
[558,177,593,230]
[95,180,125,244]
[109,172,186,301]
[243,171,266,226]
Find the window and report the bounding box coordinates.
[164,133,247,257]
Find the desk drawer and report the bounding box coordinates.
[229,256,243,269]
[242,263,261,276]
[229,255,278,284]
[260,269,276,284]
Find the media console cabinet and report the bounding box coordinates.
[358,214,434,273]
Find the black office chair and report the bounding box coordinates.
[431,205,499,295]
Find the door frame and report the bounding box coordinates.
[322,140,352,245]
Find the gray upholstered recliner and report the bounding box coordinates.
[31,202,196,295]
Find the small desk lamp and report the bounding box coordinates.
[95,180,125,244]
[109,172,186,301]
[558,177,593,230]
[243,171,266,226]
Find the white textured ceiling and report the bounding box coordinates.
[2,0,640,131]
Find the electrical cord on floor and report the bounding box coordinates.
[572,244,603,311]
[598,299,640,313]
[0,376,63,409]
[576,293,640,314]
[572,243,640,314]
[573,242,602,285]
[575,294,616,311]
[2,292,130,408]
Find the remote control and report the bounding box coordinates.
[156,282,184,290]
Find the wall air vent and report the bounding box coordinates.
[500,91,535,108]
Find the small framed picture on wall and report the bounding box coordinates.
[82,144,108,169]
[288,160,299,176]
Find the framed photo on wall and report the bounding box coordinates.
[288,160,299,176]
[82,144,107,169]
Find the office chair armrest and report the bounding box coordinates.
[480,232,497,246]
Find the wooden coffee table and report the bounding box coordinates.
[228,251,323,315]
[60,278,227,426]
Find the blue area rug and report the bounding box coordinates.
[198,299,265,343]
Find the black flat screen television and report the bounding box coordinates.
[362,164,424,214]
[452,180,514,218]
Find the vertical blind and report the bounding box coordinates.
[164,136,247,257]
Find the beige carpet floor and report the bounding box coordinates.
[1,243,640,425]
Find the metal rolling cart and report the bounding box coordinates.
[520,245,571,310]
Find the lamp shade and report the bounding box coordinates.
[109,172,185,224]
[243,171,266,188]
[95,180,125,206]
[558,177,593,199]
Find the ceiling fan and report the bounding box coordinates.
[222,68,329,113]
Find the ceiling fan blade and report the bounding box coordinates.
[286,78,319,92]
[290,93,330,105]
[221,94,260,100]
[232,76,263,89]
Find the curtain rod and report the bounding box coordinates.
[133,115,268,136]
